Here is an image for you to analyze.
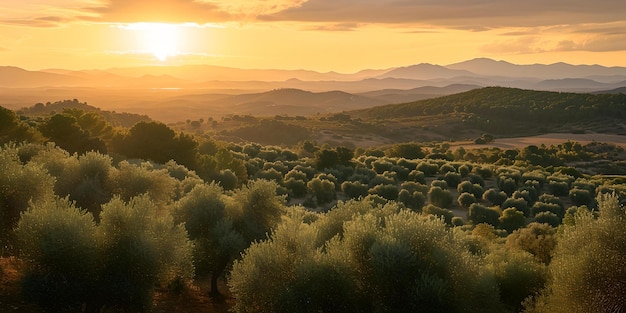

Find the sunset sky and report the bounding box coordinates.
[1,0,626,72]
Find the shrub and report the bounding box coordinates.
[486,248,547,311]
[371,159,393,174]
[422,204,454,224]
[218,169,239,190]
[547,180,570,196]
[430,179,449,189]
[468,203,500,227]
[254,168,284,184]
[531,202,564,219]
[285,178,308,198]
[385,142,425,159]
[513,186,538,204]
[308,178,336,205]
[451,216,465,227]
[506,223,556,264]
[284,169,308,182]
[368,184,399,201]
[368,174,396,188]
[407,170,426,184]
[398,189,426,211]
[501,197,529,217]
[458,164,470,177]
[498,177,518,195]
[416,161,438,177]
[482,188,508,206]
[428,186,453,209]
[568,188,594,206]
[444,171,462,188]
[534,212,560,227]
[458,192,477,209]
[467,173,485,187]
[498,208,526,233]
[439,163,456,174]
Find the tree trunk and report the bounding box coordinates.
[209,260,229,297]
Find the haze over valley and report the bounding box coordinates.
[3,58,626,122]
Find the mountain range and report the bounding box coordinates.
[2,58,626,92]
[2,58,625,123]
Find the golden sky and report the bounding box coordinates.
[1,0,626,72]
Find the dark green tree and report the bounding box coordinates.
[39,114,106,154]
[113,121,197,167]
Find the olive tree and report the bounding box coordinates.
[529,194,626,312]
[230,200,503,313]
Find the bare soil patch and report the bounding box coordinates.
[455,133,626,150]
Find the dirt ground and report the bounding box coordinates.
[0,257,233,313]
[455,132,626,150]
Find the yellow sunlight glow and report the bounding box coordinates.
[123,23,182,61]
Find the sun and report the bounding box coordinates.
[124,23,182,61]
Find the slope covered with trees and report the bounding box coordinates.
[1,98,625,312]
[354,87,626,121]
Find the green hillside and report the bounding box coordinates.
[352,86,626,122]
[341,87,626,140]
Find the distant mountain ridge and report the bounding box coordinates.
[1,58,625,93]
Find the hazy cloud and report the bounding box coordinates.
[306,22,359,31]
[0,1,95,27]
[4,0,626,29]
[261,0,626,28]
[481,30,626,55]
[481,36,548,54]
[1,17,73,27]
[201,0,307,17]
[84,0,231,23]
[555,34,626,52]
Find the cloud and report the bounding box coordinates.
[481,21,626,55]
[0,0,307,26]
[481,36,548,54]
[555,35,626,52]
[1,14,82,27]
[4,0,626,29]
[83,0,231,23]
[0,1,95,27]
[201,0,307,17]
[306,22,359,31]
[84,0,306,24]
[260,0,626,29]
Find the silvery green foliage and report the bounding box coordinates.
[530,193,626,313]
[0,145,55,232]
[16,194,194,311]
[16,197,98,310]
[230,200,502,313]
